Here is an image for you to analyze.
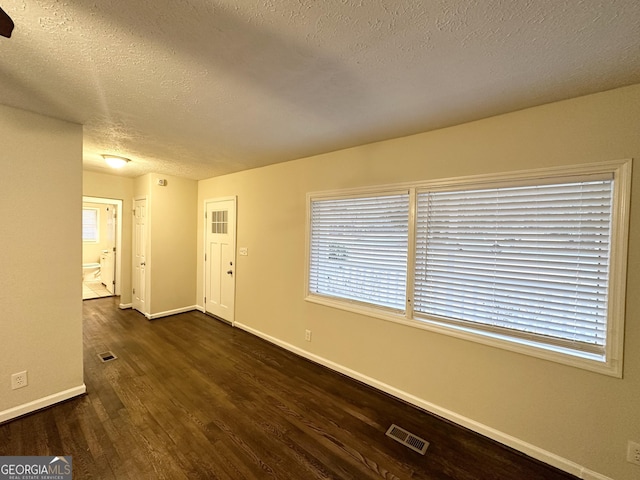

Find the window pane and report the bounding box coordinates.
[309,193,409,311]
[211,210,228,234]
[82,208,99,242]
[413,179,613,354]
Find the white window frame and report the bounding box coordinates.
[305,159,631,377]
[82,207,100,243]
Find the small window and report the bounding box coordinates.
[82,208,99,243]
[211,210,228,234]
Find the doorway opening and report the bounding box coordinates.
[82,196,123,300]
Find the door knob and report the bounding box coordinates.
[226,270,233,275]
[141,262,146,266]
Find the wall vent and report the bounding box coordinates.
[98,351,117,362]
[385,424,429,455]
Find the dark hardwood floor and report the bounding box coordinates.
[0,297,578,479]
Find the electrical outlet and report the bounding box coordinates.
[628,440,640,466]
[11,371,28,390]
[305,329,312,342]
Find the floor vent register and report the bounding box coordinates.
[385,424,429,455]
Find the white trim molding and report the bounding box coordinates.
[147,306,198,320]
[0,385,86,424]
[234,322,613,480]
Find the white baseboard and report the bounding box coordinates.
[581,470,618,480]
[147,305,197,320]
[119,303,132,309]
[234,322,611,480]
[195,305,205,313]
[0,384,86,424]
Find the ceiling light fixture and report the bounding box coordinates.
[102,155,131,169]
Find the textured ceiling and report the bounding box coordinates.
[1,0,639,180]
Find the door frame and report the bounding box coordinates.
[203,196,237,325]
[83,196,123,296]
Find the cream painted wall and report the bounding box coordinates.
[83,171,134,305]
[198,84,640,480]
[0,104,85,419]
[135,173,198,316]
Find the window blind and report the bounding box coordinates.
[309,193,409,311]
[82,208,99,242]
[413,178,613,354]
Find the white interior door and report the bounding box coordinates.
[101,250,115,294]
[205,198,236,322]
[102,205,116,294]
[133,198,147,314]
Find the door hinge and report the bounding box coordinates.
[205,212,207,220]
[133,288,136,294]
[204,297,206,304]
[113,247,116,252]
[204,253,207,261]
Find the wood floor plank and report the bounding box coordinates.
[0,297,579,480]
